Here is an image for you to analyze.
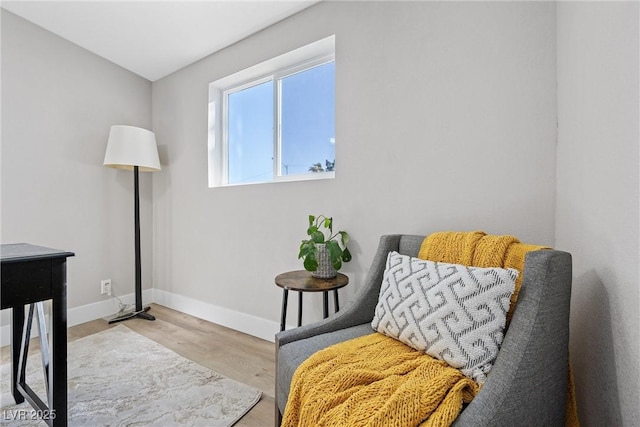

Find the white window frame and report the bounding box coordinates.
[208,36,335,188]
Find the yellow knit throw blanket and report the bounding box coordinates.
[283,231,579,427]
[282,333,479,427]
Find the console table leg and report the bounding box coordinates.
[10,306,25,404]
[333,289,340,312]
[35,302,50,398]
[18,304,35,394]
[51,260,68,426]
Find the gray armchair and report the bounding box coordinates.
[275,234,572,426]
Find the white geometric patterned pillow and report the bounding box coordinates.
[371,251,518,384]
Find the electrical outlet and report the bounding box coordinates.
[101,279,112,296]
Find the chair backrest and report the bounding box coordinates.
[358,234,573,425]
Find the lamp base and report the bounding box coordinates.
[107,306,155,324]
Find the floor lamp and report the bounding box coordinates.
[103,125,161,323]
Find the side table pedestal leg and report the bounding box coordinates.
[280,289,289,332]
[322,292,329,319]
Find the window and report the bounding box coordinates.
[208,36,335,187]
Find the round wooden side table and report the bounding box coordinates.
[275,270,349,332]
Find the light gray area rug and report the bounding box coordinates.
[0,325,262,426]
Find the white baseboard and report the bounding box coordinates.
[152,289,279,343]
[1,289,278,347]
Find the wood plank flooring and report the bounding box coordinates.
[1,304,276,426]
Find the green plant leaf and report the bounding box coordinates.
[324,217,332,233]
[303,255,318,272]
[311,231,325,243]
[342,247,352,262]
[307,225,319,236]
[338,231,350,246]
[308,215,315,227]
[332,258,342,270]
[326,240,342,262]
[298,240,316,258]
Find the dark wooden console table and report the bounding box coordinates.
[275,270,349,332]
[1,243,74,426]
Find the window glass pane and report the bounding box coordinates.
[227,80,274,184]
[280,61,335,176]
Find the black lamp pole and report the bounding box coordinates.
[134,165,142,311]
[109,166,155,323]
[133,166,155,320]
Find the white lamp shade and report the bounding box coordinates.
[103,125,161,172]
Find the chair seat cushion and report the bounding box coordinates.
[277,323,375,412]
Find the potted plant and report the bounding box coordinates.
[298,214,352,278]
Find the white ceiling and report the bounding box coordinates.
[1,1,319,81]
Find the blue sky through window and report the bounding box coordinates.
[226,61,335,184]
[281,61,335,176]
[228,80,274,184]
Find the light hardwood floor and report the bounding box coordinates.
[1,304,276,426]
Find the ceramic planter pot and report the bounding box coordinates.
[312,244,337,279]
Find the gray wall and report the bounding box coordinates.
[1,10,153,317]
[556,2,639,426]
[151,2,557,328]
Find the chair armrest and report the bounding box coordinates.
[276,234,403,348]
